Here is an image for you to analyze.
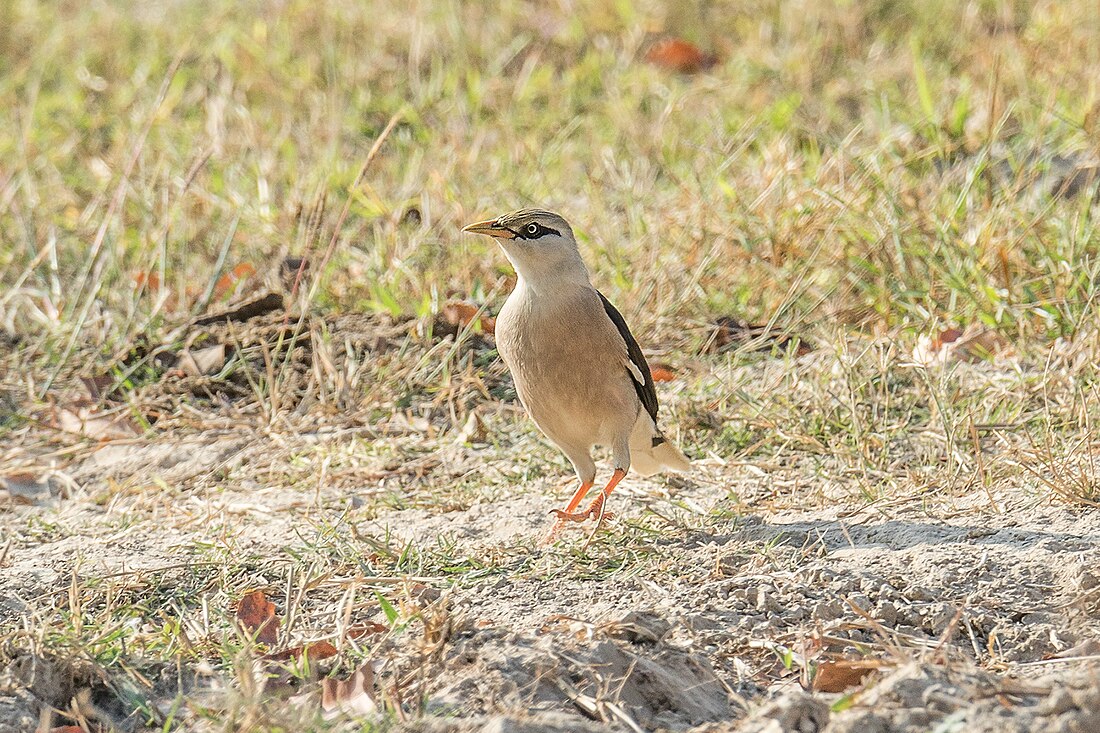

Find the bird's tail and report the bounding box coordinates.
[629,414,691,477]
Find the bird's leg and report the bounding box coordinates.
[549,481,595,524]
[542,481,594,544]
[582,468,627,525]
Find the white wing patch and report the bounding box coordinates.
[624,356,646,386]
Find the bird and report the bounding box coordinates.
[461,208,690,539]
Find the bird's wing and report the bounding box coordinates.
[596,290,658,424]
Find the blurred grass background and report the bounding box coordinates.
[1,0,1099,368]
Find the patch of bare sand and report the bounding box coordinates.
[2,429,1100,731]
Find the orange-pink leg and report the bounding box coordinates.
[544,469,629,542]
[542,481,594,544]
[581,468,627,525]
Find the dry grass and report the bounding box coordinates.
[2,0,1100,731]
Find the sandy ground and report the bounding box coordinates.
[2,319,1100,731]
[3,435,1100,731]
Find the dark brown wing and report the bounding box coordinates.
[597,291,658,424]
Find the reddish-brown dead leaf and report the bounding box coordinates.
[645,37,717,73]
[650,363,676,382]
[132,271,161,293]
[263,640,339,662]
[811,659,880,692]
[347,622,389,640]
[322,662,377,718]
[440,300,495,336]
[50,727,87,733]
[934,327,964,349]
[237,590,280,645]
[0,473,52,505]
[213,263,257,300]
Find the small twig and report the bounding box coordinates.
[1013,654,1100,668]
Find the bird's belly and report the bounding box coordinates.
[496,286,639,450]
[511,358,637,450]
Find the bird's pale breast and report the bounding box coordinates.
[497,283,639,452]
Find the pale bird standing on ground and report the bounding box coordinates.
[462,209,690,538]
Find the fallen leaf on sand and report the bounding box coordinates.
[237,590,280,645]
[347,622,389,640]
[0,473,52,505]
[178,343,228,377]
[440,300,495,336]
[811,659,880,692]
[213,263,256,300]
[911,323,1010,367]
[650,363,676,382]
[55,403,140,440]
[644,37,717,73]
[264,640,339,662]
[321,662,378,718]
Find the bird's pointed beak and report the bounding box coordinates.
[461,219,515,239]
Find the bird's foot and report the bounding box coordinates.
[550,508,594,523]
[542,499,616,544]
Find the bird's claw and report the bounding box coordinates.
[550,508,593,523]
[549,505,616,524]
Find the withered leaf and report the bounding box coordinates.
[236,590,280,646]
[650,363,676,382]
[1048,639,1100,659]
[455,410,488,444]
[321,662,377,718]
[79,375,117,402]
[178,343,228,377]
[440,300,495,336]
[911,323,1010,367]
[347,622,389,640]
[811,659,880,692]
[0,473,52,505]
[56,403,140,440]
[644,37,717,74]
[263,640,339,662]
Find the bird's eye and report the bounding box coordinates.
[525,223,540,237]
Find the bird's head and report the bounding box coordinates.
[462,209,589,288]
